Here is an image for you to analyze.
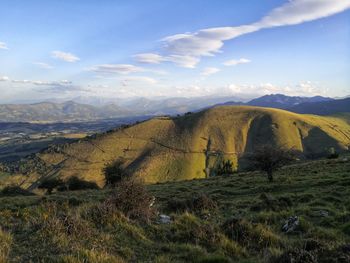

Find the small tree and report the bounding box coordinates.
[103,160,129,186]
[105,176,156,222]
[246,145,297,182]
[38,178,64,194]
[327,147,339,159]
[216,160,235,176]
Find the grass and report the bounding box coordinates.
[0,156,350,262]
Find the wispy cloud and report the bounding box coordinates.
[51,50,80,62]
[161,0,350,64]
[133,53,165,64]
[89,64,143,74]
[223,58,251,66]
[12,79,72,86]
[200,67,220,76]
[33,62,53,69]
[0,76,9,81]
[134,53,199,68]
[122,76,158,86]
[0,42,8,50]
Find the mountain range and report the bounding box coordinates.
[0,94,349,122]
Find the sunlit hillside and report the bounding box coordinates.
[8,106,349,189]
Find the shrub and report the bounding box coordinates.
[216,160,235,176]
[63,176,99,191]
[171,213,220,246]
[0,227,12,262]
[32,202,92,239]
[105,177,156,222]
[270,248,317,263]
[1,185,34,196]
[222,217,282,249]
[166,194,218,214]
[38,177,64,194]
[215,160,235,176]
[327,147,339,159]
[103,160,130,186]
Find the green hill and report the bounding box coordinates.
[8,106,350,188]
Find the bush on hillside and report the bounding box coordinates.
[216,160,235,176]
[0,227,12,262]
[222,217,282,249]
[166,194,218,215]
[38,177,64,194]
[55,176,99,191]
[327,147,339,159]
[103,160,130,186]
[65,176,99,191]
[1,185,34,196]
[104,176,156,222]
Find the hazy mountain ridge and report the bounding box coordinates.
[247,94,334,109]
[288,97,350,115]
[0,94,347,122]
[0,101,132,122]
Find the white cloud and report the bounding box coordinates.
[0,42,8,50]
[51,50,80,62]
[89,64,143,75]
[122,76,158,85]
[134,53,199,68]
[11,79,72,87]
[223,58,251,66]
[200,67,220,76]
[224,81,326,97]
[256,0,350,28]
[0,76,9,81]
[33,62,53,69]
[161,0,350,61]
[133,53,165,64]
[167,55,200,68]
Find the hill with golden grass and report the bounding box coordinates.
[11,106,350,188]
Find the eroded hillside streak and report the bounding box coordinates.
[27,158,69,191]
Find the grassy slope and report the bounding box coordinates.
[0,157,350,262]
[11,106,350,188]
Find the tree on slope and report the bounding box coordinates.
[246,145,297,182]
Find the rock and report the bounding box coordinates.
[159,214,171,224]
[282,216,299,233]
[149,196,156,208]
[319,210,329,217]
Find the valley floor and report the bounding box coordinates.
[0,157,350,262]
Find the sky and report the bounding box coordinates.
[0,0,350,103]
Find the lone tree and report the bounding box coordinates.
[246,145,297,182]
[103,160,129,187]
[216,159,235,176]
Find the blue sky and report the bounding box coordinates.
[0,0,349,102]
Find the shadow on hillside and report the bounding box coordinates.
[302,127,343,158]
